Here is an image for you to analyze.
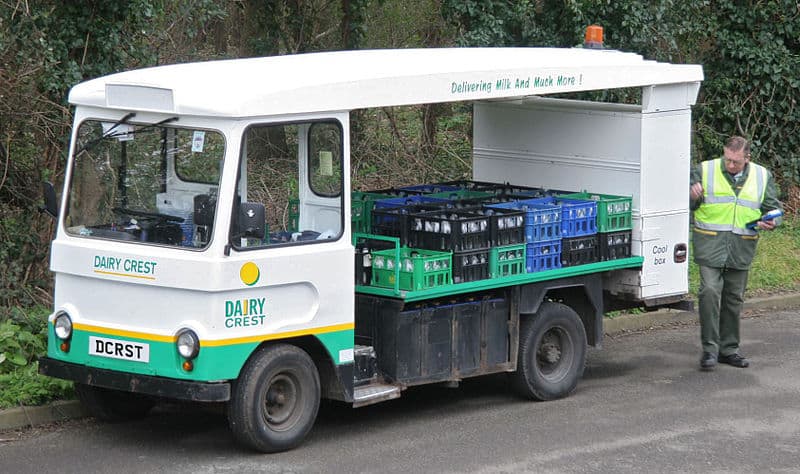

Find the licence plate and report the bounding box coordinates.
[89,336,150,363]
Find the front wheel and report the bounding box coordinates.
[228,344,321,453]
[74,383,155,422]
[511,301,587,401]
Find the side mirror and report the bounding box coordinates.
[41,181,58,218]
[237,202,266,240]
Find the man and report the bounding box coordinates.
[690,135,782,370]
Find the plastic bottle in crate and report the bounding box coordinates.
[363,248,372,279]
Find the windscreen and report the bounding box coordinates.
[64,118,224,249]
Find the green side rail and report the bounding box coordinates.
[356,253,644,303]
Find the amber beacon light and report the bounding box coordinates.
[584,25,604,49]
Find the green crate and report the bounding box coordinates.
[560,192,632,232]
[371,247,452,291]
[427,189,495,201]
[288,199,300,232]
[489,243,526,278]
[352,191,394,233]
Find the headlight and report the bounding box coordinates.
[176,329,200,359]
[54,312,73,340]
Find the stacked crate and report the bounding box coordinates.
[370,247,452,290]
[408,209,492,283]
[370,196,451,244]
[351,191,394,233]
[540,196,599,268]
[355,180,630,290]
[560,192,632,261]
[352,187,447,234]
[487,199,562,272]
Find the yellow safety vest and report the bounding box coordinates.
[694,159,766,236]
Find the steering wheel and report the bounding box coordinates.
[113,207,185,224]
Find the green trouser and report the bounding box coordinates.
[698,265,749,356]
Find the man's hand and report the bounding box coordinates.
[758,219,777,231]
[690,182,704,201]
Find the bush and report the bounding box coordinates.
[0,363,74,409]
[0,306,73,409]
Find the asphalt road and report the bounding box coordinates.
[2,309,800,473]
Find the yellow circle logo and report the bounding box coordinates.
[240,262,260,286]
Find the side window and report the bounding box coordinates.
[232,120,343,249]
[308,122,342,197]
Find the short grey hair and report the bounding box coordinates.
[724,136,750,156]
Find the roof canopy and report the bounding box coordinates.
[69,48,704,118]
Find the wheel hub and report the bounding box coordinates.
[541,341,561,364]
[539,332,562,365]
[263,374,298,427]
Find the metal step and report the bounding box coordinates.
[353,382,401,408]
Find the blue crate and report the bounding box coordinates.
[373,195,451,210]
[486,200,561,243]
[370,203,448,245]
[526,240,562,272]
[521,196,597,238]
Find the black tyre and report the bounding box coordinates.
[511,301,587,401]
[228,344,320,453]
[74,383,155,422]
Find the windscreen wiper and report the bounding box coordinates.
[73,114,179,157]
[131,116,179,135]
[74,112,136,156]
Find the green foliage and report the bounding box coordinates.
[0,363,74,409]
[442,0,558,47]
[0,216,50,309]
[363,0,453,48]
[0,306,49,372]
[692,0,800,191]
[0,306,71,409]
[244,0,354,55]
[342,0,372,49]
[746,217,800,292]
[9,1,162,102]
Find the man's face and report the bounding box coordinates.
[723,147,749,175]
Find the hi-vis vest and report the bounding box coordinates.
[694,159,766,236]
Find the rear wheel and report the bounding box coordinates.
[74,383,155,422]
[511,301,587,400]
[228,344,320,453]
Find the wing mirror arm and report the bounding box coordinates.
[40,181,58,219]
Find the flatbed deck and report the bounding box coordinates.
[356,256,644,302]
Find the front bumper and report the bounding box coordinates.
[39,357,230,402]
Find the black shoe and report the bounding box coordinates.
[700,352,717,370]
[718,353,749,368]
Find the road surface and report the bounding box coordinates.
[2,309,799,473]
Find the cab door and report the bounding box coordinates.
[223,116,354,367]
